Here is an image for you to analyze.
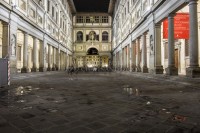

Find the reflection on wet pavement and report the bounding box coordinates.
[122,86,140,96]
[0,72,200,133]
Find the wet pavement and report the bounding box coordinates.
[0,71,200,133]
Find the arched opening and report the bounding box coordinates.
[102,31,108,42]
[87,48,99,55]
[77,31,83,42]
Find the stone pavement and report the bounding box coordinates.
[0,71,200,133]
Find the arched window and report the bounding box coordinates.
[77,31,83,42]
[102,31,109,42]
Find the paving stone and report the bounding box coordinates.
[86,122,106,130]
[52,119,69,125]
[0,72,200,132]
[44,124,72,133]
[67,126,93,133]
[21,127,36,133]
[0,123,21,133]
[99,117,120,125]
[10,118,30,128]
[31,121,54,131]
[146,124,174,133]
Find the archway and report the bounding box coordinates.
[87,47,99,55]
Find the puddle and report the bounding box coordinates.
[15,86,34,96]
[34,88,40,90]
[47,109,58,113]
[122,87,140,96]
[146,101,151,105]
[0,86,40,107]
[172,115,187,122]
[17,100,26,103]
[20,113,35,119]
[23,106,32,110]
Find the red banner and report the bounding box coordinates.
[163,13,189,39]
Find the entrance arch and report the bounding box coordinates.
[87,47,99,55]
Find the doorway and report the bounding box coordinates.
[175,49,179,69]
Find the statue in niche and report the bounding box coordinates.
[89,31,96,41]
[10,34,16,56]
[150,35,154,55]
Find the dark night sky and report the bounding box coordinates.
[73,0,110,12]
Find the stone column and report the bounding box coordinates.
[66,53,69,69]
[31,37,38,72]
[132,41,136,72]
[21,32,28,73]
[2,23,9,58]
[142,33,148,73]
[39,36,47,72]
[83,30,86,42]
[56,48,60,70]
[136,38,141,72]
[64,53,67,70]
[129,42,132,72]
[186,0,200,77]
[120,49,123,70]
[126,46,129,69]
[113,54,116,70]
[122,48,125,68]
[47,45,52,71]
[52,47,56,71]
[166,14,178,75]
[100,30,102,42]
[153,23,164,74]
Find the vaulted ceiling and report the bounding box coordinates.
[68,0,116,14]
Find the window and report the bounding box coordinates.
[77,31,83,42]
[137,9,140,18]
[47,0,50,12]
[38,15,43,24]
[52,6,54,17]
[19,0,27,11]
[95,16,100,23]
[102,31,109,42]
[76,16,84,23]
[17,46,21,61]
[37,0,44,6]
[143,0,148,11]
[29,8,36,18]
[102,16,109,23]
[127,2,130,13]
[60,18,62,28]
[86,16,90,23]
[56,12,58,23]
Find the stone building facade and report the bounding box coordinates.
[1,0,200,77]
[0,0,73,73]
[112,0,200,77]
[73,13,112,68]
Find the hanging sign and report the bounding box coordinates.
[163,13,189,39]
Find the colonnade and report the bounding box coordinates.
[18,31,72,73]
[113,0,200,77]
